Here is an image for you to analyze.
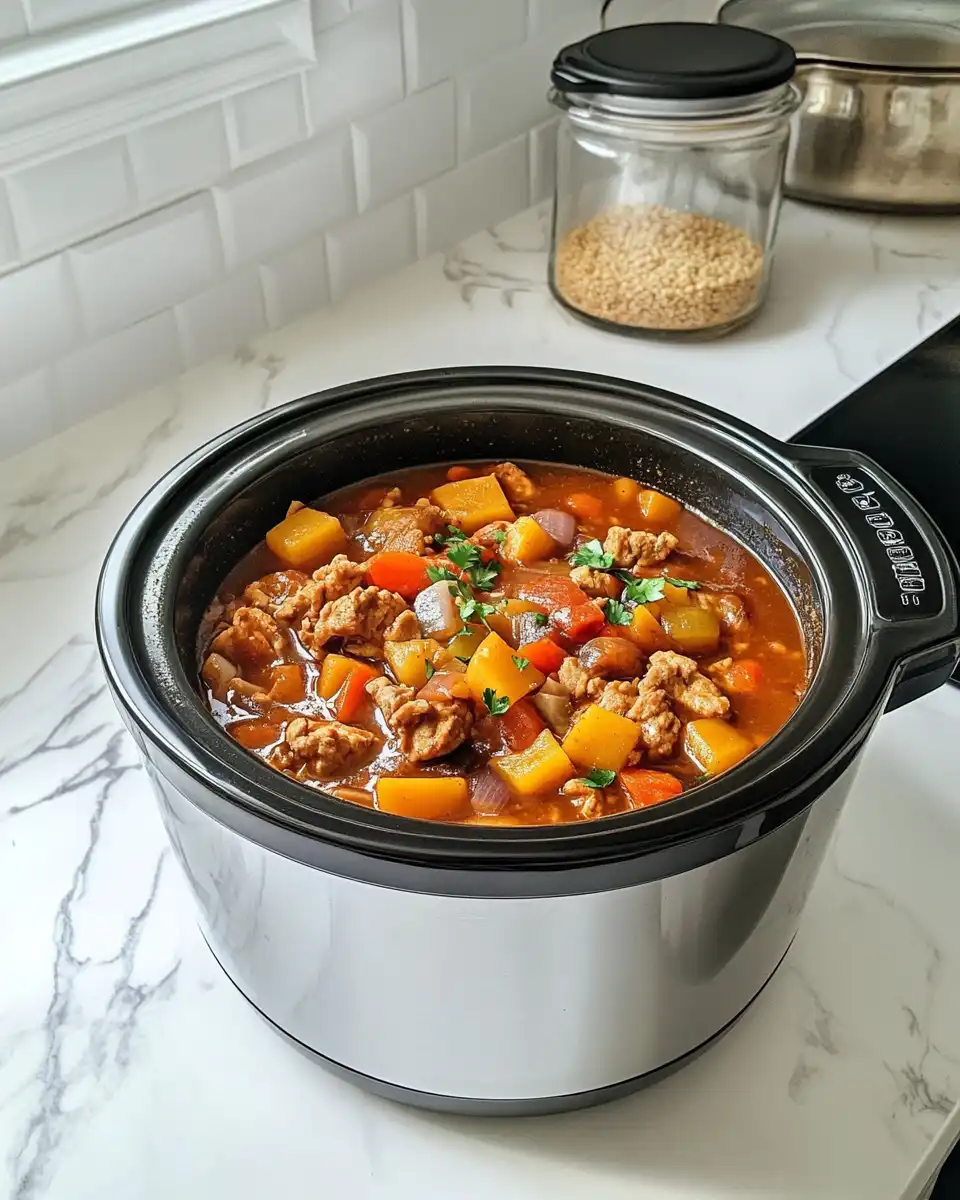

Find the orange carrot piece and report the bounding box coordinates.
[566,491,604,521]
[335,662,380,721]
[522,637,566,675]
[620,769,684,808]
[499,699,546,752]
[366,551,431,598]
[722,659,764,694]
[446,465,473,482]
[552,602,605,642]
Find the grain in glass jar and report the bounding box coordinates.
[548,23,799,339]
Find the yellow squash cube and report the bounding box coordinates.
[491,730,574,797]
[266,507,347,569]
[502,516,556,565]
[685,720,753,775]
[562,704,640,773]
[430,475,515,534]
[625,604,672,652]
[659,604,720,654]
[384,638,443,688]
[465,631,544,708]
[485,599,542,641]
[318,653,356,699]
[376,776,468,820]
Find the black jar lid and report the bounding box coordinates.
[551,22,797,101]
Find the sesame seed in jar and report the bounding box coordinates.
[553,205,765,335]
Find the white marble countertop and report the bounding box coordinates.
[4,201,960,1200]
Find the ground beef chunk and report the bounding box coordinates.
[472,520,512,548]
[697,590,750,635]
[603,526,678,571]
[597,679,681,761]
[367,677,474,762]
[491,462,535,505]
[210,606,287,664]
[272,717,378,778]
[570,565,621,598]
[383,610,421,643]
[645,650,730,718]
[239,570,309,616]
[366,501,448,554]
[562,777,609,819]
[558,656,605,701]
[275,555,368,625]
[302,586,409,655]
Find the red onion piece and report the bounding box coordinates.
[532,508,577,548]
[470,770,511,816]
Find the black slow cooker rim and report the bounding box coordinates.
[95,367,940,878]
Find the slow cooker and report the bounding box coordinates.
[96,368,960,1114]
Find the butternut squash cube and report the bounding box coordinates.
[442,624,487,663]
[659,604,720,654]
[318,653,356,699]
[430,474,515,534]
[266,507,347,569]
[384,638,443,688]
[685,719,753,775]
[624,603,673,652]
[638,489,682,524]
[502,516,555,565]
[562,704,640,773]
[376,776,468,820]
[491,729,574,797]
[485,598,542,642]
[465,631,544,708]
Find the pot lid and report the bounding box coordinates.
[551,22,796,100]
[718,0,960,71]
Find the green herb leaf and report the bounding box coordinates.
[435,525,467,546]
[579,768,617,789]
[470,560,501,591]
[665,576,700,590]
[424,661,435,681]
[490,529,507,546]
[512,655,530,671]
[427,565,458,584]
[603,598,632,627]
[482,688,510,717]
[569,539,614,571]
[531,612,549,628]
[622,576,667,605]
[447,540,483,571]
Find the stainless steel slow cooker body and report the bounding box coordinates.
[96,368,960,1113]
[719,0,960,213]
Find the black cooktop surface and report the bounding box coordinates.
[792,314,960,682]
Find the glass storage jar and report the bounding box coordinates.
[548,22,799,339]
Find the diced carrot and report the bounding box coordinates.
[620,769,684,808]
[228,718,283,750]
[446,465,473,482]
[514,573,588,611]
[335,662,380,721]
[500,699,546,752]
[522,637,566,675]
[366,551,430,598]
[566,491,604,521]
[552,602,605,642]
[612,477,639,505]
[600,622,630,639]
[721,659,764,694]
[356,487,392,510]
[638,489,682,524]
[417,670,473,702]
[268,663,305,703]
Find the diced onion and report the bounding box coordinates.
[414,579,461,638]
[532,508,576,548]
[470,770,511,815]
[202,652,238,697]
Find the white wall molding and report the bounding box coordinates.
[0,0,314,170]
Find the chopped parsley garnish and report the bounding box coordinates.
[512,655,530,671]
[452,579,498,628]
[447,540,482,571]
[579,768,617,789]
[470,560,502,591]
[531,612,549,628]
[621,576,666,605]
[427,564,458,584]
[665,576,700,590]
[569,539,614,571]
[490,529,507,546]
[443,538,502,591]
[435,525,467,546]
[482,688,510,716]
[424,661,435,681]
[603,598,632,626]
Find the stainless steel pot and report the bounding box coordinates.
[96,368,960,1113]
[718,0,960,212]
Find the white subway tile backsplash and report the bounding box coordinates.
[128,106,230,206]
[326,194,416,301]
[24,0,138,32]
[0,255,79,383]
[8,139,133,258]
[416,136,528,256]
[215,131,354,267]
[0,368,54,460]
[529,118,558,204]
[227,76,308,166]
[402,0,526,92]
[0,185,19,270]
[175,270,268,366]
[305,3,404,136]
[69,194,222,336]
[0,4,27,41]
[527,0,600,34]
[311,0,352,29]
[352,81,455,211]
[52,312,182,426]
[260,236,330,328]
[458,38,551,160]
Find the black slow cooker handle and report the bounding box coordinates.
[788,443,960,712]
